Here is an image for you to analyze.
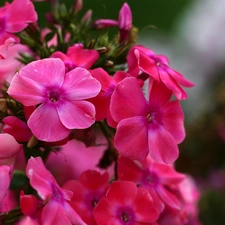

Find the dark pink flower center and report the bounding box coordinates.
[121,212,130,223]
[146,113,152,122]
[51,184,64,201]
[117,207,134,225]
[144,171,159,187]
[48,90,60,103]
[0,17,6,34]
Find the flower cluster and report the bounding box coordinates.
[0,0,201,224]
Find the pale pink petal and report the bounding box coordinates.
[57,100,95,129]
[110,77,148,122]
[66,45,99,69]
[28,103,70,142]
[114,117,149,160]
[94,19,118,29]
[148,124,179,164]
[63,67,101,100]
[160,101,185,143]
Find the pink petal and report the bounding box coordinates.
[0,133,21,159]
[28,103,70,142]
[134,49,160,81]
[66,45,99,69]
[110,77,148,122]
[118,3,132,31]
[6,0,37,32]
[57,100,95,129]
[0,165,11,202]
[114,117,149,160]
[63,67,101,100]
[41,201,73,225]
[134,188,159,223]
[106,181,137,204]
[117,156,144,183]
[148,124,179,164]
[26,157,55,200]
[160,101,185,143]
[168,68,195,88]
[157,185,182,210]
[148,78,172,111]
[159,69,188,100]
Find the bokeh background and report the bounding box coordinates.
[30,0,225,224]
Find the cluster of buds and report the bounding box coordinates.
[0,0,202,224]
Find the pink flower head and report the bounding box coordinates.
[51,43,99,72]
[0,0,37,45]
[118,156,185,213]
[110,77,185,164]
[63,170,109,225]
[127,45,195,99]
[93,180,159,225]
[26,157,86,225]
[0,133,21,165]
[7,58,101,142]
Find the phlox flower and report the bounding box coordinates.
[93,180,159,225]
[110,77,185,164]
[0,0,37,45]
[127,45,195,99]
[50,43,99,72]
[63,170,109,225]
[7,58,101,142]
[26,156,86,225]
[118,156,185,213]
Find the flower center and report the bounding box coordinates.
[146,113,152,122]
[121,212,130,223]
[48,91,60,103]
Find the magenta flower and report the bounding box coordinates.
[127,45,195,99]
[63,170,109,225]
[0,0,37,45]
[93,180,159,225]
[7,58,101,142]
[118,156,185,213]
[50,43,99,72]
[26,157,86,225]
[110,77,185,164]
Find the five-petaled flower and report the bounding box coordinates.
[7,58,101,142]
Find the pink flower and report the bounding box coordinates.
[110,77,185,164]
[50,43,99,72]
[63,170,109,225]
[93,181,159,225]
[26,157,86,225]
[0,133,21,165]
[7,58,101,142]
[118,156,185,213]
[127,45,195,99]
[0,0,37,45]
